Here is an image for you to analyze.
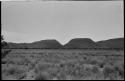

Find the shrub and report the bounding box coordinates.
[35,72,50,80]
[91,66,100,73]
[2,65,28,80]
[114,65,124,78]
[34,63,56,73]
[103,65,121,80]
[6,66,24,75]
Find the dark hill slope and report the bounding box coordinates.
[5,40,63,49]
[28,39,63,48]
[4,38,124,49]
[4,43,28,49]
[96,38,124,49]
[64,38,100,49]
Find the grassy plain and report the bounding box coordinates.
[1,49,124,80]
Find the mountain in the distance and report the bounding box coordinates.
[96,38,124,49]
[5,39,63,49]
[4,42,28,49]
[4,37,124,49]
[64,38,100,49]
[28,39,63,48]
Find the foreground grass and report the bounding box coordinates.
[1,49,124,80]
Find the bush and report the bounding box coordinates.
[91,66,100,73]
[2,65,28,80]
[35,72,50,80]
[6,66,24,75]
[103,65,122,80]
[114,65,124,78]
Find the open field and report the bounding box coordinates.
[2,49,124,80]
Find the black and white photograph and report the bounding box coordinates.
[1,0,124,80]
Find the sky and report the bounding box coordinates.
[2,1,124,45]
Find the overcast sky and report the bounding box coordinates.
[2,1,124,44]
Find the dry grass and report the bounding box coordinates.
[1,49,124,80]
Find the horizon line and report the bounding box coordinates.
[5,37,124,45]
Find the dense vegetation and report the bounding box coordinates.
[2,49,124,80]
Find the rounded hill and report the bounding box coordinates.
[29,39,63,49]
[96,38,124,49]
[64,38,100,49]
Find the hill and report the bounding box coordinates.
[28,39,63,49]
[5,39,63,49]
[64,38,100,49]
[96,38,124,49]
[4,38,124,49]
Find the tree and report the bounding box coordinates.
[1,35,7,47]
[1,35,11,58]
